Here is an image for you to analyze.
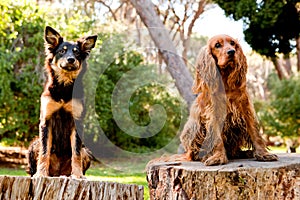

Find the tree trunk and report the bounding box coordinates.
[296,36,300,72]
[271,57,285,80]
[129,0,195,108]
[147,153,300,200]
[0,176,144,200]
[283,53,292,76]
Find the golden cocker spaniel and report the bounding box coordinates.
[180,34,278,166]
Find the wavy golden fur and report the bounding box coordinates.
[178,34,278,165]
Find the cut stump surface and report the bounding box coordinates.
[147,153,300,200]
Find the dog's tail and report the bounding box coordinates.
[26,138,40,176]
[83,145,100,163]
[82,146,100,175]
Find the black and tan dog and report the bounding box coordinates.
[26,26,97,178]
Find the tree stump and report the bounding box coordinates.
[146,153,300,200]
[0,146,27,165]
[0,176,144,200]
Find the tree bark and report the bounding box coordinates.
[129,0,195,108]
[147,153,300,200]
[271,57,285,80]
[0,176,144,200]
[296,36,300,72]
[283,53,292,76]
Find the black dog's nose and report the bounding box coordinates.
[67,57,75,64]
[227,49,235,56]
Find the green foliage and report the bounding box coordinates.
[256,74,300,137]
[89,34,183,152]
[214,0,257,20]
[44,7,96,40]
[0,1,45,145]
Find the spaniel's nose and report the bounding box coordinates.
[227,49,235,56]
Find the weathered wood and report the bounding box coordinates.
[0,147,27,165]
[147,153,300,200]
[0,176,144,200]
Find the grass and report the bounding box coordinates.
[86,166,149,199]
[0,167,27,176]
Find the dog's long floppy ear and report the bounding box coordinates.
[227,42,247,88]
[44,26,63,51]
[192,46,219,94]
[77,35,97,54]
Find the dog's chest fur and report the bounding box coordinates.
[43,74,84,151]
[49,81,75,102]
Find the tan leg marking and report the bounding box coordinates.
[70,129,84,179]
[34,126,53,177]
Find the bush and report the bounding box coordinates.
[86,34,184,153]
[256,73,300,138]
[0,1,45,145]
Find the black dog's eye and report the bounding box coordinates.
[230,40,235,46]
[59,49,65,55]
[215,42,221,48]
[73,48,80,56]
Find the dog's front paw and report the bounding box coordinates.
[33,171,48,178]
[255,151,278,161]
[70,174,86,179]
[203,152,228,166]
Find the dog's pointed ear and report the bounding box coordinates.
[192,46,218,94]
[78,35,97,53]
[44,26,63,50]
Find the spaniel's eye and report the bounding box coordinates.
[215,43,221,48]
[230,41,235,46]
